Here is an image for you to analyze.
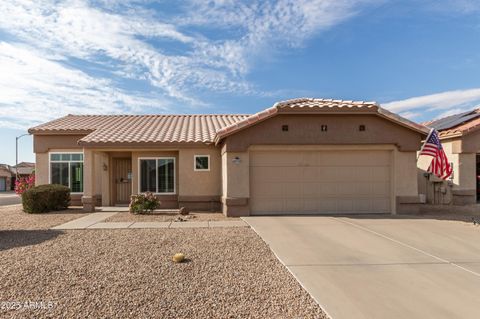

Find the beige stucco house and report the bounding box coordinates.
[29,98,428,216]
[419,109,480,206]
[0,164,13,192]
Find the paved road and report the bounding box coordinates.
[244,216,480,319]
[0,192,21,206]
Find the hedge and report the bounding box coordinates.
[22,184,71,214]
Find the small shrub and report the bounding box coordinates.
[15,174,35,195]
[22,184,70,214]
[129,192,161,214]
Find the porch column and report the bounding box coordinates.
[82,148,96,212]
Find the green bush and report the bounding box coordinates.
[22,184,71,214]
[129,192,161,214]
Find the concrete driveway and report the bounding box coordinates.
[0,192,21,206]
[243,216,480,319]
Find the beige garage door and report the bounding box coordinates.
[250,150,392,214]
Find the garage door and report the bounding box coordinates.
[250,150,392,214]
[0,177,6,192]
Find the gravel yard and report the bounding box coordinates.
[105,211,237,223]
[0,205,86,230]
[0,206,327,318]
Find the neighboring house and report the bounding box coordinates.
[28,98,428,216]
[13,162,35,177]
[0,164,13,192]
[0,162,35,192]
[420,109,480,205]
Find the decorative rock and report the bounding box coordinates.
[173,216,186,222]
[172,253,185,263]
[179,207,190,215]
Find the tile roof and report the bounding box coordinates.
[214,98,429,143]
[29,98,429,146]
[29,114,249,145]
[423,109,480,138]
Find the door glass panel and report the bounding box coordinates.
[70,162,84,193]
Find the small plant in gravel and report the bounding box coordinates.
[129,192,161,214]
[15,174,35,195]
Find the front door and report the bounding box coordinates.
[114,158,132,205]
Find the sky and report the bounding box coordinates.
[1,0,480,165]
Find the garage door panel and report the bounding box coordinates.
[251,151,301,166]
[283,183,303,198]
[354,198,374,211]
[372,166,390,182]
[318,199,337,212]
[285,199,304,211]
[303,199,318,212]
[250,150,392,214]
[251,167,284,183]
[303,152,320,166]
[302,167,320,181]
[337,199,355,212]
[303,183,320,197]
[251,182,283,197]
[373,182,390,196]
[251,198,283,212]
[373,198,390,212]
[282,167,303,182]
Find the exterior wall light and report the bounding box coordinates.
[232,157,241,164]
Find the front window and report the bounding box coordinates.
[194,155,210,171]
[50,153,84,193]
[140,158,175,193]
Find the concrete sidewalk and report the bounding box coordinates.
[52,213,247,230]
[51,212,118,229]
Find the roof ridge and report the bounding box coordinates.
[64,114,251,117]
[275,97,378,108]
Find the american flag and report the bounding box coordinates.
[419,129,452,180]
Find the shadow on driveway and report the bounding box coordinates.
[0,229,63,251]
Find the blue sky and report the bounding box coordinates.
[1,0,480,165]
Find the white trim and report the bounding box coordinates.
[194,155,210,171]
[48,151,84,194]
[137,157,176,195]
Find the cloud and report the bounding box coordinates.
[183,0,381,73]
[383,88,480,119]
[0,42,171,129]
[0,0,380,129]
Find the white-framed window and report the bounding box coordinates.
[138,157,175,194]
[49,152,84,193]
[194,155,210,171]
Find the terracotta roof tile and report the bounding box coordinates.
[214,98,428,143]
[29,114,249,145]
[29,98,429,146]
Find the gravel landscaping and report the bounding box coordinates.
[105,211,238,223]
[0,205,86,230]
[0,207,327,318]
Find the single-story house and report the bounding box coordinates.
[0,164,13,192]
[13,162,35,177]
[28,98,429,216]
[419,109,480,205]
[0,162,36,192]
